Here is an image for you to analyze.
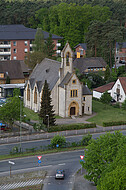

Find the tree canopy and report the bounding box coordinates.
[81,131,126,187]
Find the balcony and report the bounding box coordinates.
[0,51,11,55]
[0,44,11,48]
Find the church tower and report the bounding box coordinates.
[60,42,73,79]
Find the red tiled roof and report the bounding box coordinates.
[118,77,126,94]
[93,82,115,93]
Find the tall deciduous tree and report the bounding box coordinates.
[81,131,125,185]
[0,89,22,129]
[39,80,55,128]
[25,28,47,69]
[46,33,56,58]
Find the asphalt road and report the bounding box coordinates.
[0,150,84,190]
[0,130,126,155]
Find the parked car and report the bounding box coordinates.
[119,60,126,64]
[55,169,65,179]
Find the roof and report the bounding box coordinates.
[116,42,126,49]
[0,60,26,79]
[74,43,87,50]
[118,77,126,94]
[73,57,107,74]
[93,82,115,93]
[29,58,61,91]
[0,83,25,89]
[0,25,63,40]
[59,72,72,88]
[82,85,92,95]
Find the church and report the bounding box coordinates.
[24,43,92,117]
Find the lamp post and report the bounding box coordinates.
[46,115,49,131]
[19,96,23,152]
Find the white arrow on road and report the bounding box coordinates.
[8,161,15,165]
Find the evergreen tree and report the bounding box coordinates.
[6,75,10,84]
[39,80,56,129]
[46,33,56,58]
[104,65,110,81]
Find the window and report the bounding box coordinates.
[88,107,89,111]
[27,84,30,101]
[0,73,4,78]
[83,97,85,101]
[72,80,76,84]
[24,48,28,53]
[66,52,70,66]
[24,41,28,46]
[70,90,78,97]
[34,87,37,104]
[13,56,17,60]
[13,49,16,53]
[13,41,16,46]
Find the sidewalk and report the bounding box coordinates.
[73,167,96,190]
[0,113,126,144]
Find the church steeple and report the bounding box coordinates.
[61,42,73,77]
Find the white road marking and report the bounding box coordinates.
[58,163,66,166]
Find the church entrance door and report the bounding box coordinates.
[70,107,75,115]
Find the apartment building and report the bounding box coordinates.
[0,25,62,61]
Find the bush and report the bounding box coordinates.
[48,123,96,132]
[81,134,92,146]
[103,121,126,127]
[50,135,66,148]
[112,102,120,108]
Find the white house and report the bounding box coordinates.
[111,77,126,103]
[93,82,114,99]
[24,43,92,117]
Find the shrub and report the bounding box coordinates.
[81,134,92,146]
[48,123,96,132]
[103,121,126,127]
[50,135,66,148]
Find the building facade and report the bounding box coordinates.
[24,43,92,117]
[0,25,62,61]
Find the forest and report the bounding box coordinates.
[0,0,126,65]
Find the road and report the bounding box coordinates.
[0,130,126,155]
[0,150,84,190]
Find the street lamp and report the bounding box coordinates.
[46,115,49,131]
[19,96,23,152]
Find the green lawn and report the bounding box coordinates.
[23,107,62,121]
[87,100,126,126]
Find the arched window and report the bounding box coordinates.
[27,84,30,101]
[66,52,70,66]
[34,87,37,104]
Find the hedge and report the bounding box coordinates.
[48,123,96,132]
[103,121,126,127]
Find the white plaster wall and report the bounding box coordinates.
[59,87,65,117]
[93,91,102,99]
[111,79,126,102]
[66,74,82,117]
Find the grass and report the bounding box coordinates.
[0,146,86,161]
[23,107,62,121]
[24,107,39,121]
[87,100,126,126]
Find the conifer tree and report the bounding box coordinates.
[39,80,56,128]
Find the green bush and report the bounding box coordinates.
[103,121,126,127]
[48,123,96,132]
[81,134,92,146]
[50,135,66,148]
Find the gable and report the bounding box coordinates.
[118,77,126,94]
